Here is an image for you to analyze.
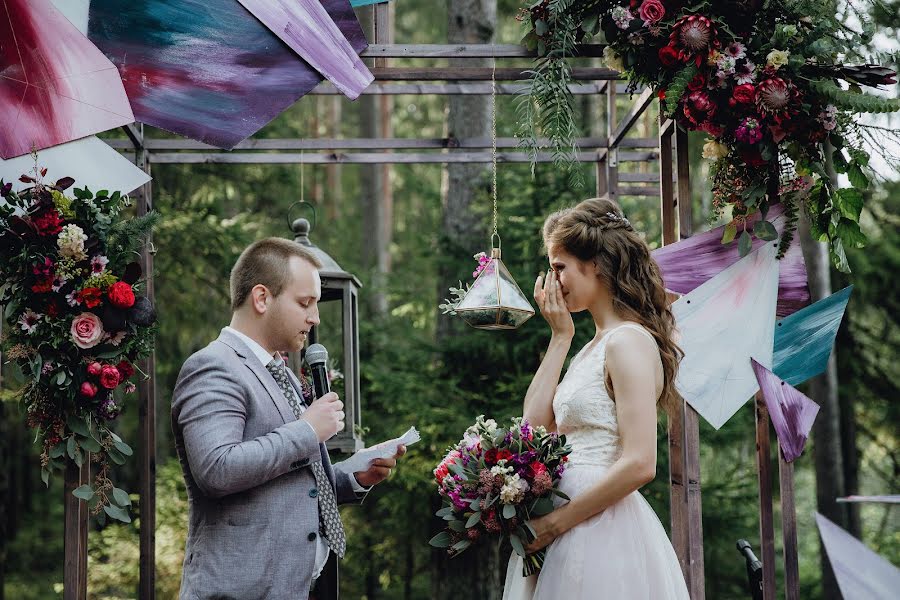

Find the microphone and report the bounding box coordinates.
[305,343,330,400]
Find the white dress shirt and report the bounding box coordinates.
[224,327,366,579]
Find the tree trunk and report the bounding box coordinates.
[432,2,499,599]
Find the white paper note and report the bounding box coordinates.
[339,427,420,473]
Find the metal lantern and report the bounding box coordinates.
[455,246,535,330]
[288,207,364,453]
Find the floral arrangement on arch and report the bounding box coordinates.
[518,0,900,270]
[0,165,158,523]
[429,415,572,576]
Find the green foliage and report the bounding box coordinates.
[809,79,900,114]
[664,64,699,117]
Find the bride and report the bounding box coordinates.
[503,197,690,599]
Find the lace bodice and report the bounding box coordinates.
[552,323,656,468]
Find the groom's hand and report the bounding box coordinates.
[354,445,407,487]
[301,392,345,442]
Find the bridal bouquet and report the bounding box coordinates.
[429,415,571,575]
[0,167,158,522]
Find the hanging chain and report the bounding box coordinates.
[491,57,499,249]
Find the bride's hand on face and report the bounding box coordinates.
[534,269,575,341]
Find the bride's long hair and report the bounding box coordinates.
[542,197,683,416]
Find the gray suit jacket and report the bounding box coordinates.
[172,328,360,600]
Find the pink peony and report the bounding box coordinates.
[70,313,104,349]
[99,364,121,389]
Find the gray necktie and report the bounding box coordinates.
[266,358,347,558]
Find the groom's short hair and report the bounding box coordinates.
[230,238,322,311]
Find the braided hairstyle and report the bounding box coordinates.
[542,197,683,415]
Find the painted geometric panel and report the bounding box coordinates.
[816,512,900,600]
[653,204,809,317]
[672,243,780,429]
[750,359,819,462]
[0,0,134,158]
[773,286,852,386]
[0,137,150,195]
[85,0,367,149]
[237,0,372,99]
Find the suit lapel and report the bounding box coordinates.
[216,329,294,425]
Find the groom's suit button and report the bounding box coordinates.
[309,488,319,498]
[308,532,317,541]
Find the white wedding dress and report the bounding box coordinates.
[503,322,690,600]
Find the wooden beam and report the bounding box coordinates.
[606,82,619,200]
[360,43,607,58]
[780,454,800,600]
[676,127,692,238]
[63,460,89,600]
[609,87,655,149]
[308,81,612,95]
[371,66,620,81]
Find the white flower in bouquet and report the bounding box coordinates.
[57,224,88,260]
[500,473,529,504]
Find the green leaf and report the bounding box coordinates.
[753,220,778,241]
[831,238,850,273]
[111,487,131,507]
[664,64,698,116]
[49,443,66,459]
[73,448,84,467]
[738,231,753,257]
[450,539,471,552]
[465,512,482,528]
[103,505,131,523]
[72,485,94,501]
[107,447,126,465]
[509,533,526,557]
[502,503,517,520]
[836,218,866,249]
[113,441,133,457]
[535,19,548,36]
[531,497,555,516]
[78,435,102,453]
[436,507,453,518]
[4,301,19,320]
[721,222,737,245]
[41,467,50,487]
[429,531,452,548]
[448,520,466,533]
[847,163,869,190]
[835,188,864,222]
[67,416,91,437]
[66,436,77,460]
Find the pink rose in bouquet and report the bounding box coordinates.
[429,416,571,576]
[70,312,104,349]
[638,0,665,26]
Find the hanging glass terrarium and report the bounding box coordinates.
[452,61,534,330]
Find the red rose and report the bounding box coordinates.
[32,209,63,236]
[484,448,499,465]
[116,360,135,379]
[80,382,98,398]
[31,279,53,293]
[658,45,680,68]
[77,287,103,309]
[638,0,665,25]
[496,449,513,462]
[527,461,548,478]
[87,362,103,376]
[687,72,707,92]
[108,281,135,309]
[732,83,756,104]
[99,364,121,389]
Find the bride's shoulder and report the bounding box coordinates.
[604,324,660,366]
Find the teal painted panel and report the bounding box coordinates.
[773,286,852,385]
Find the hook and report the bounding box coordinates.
[287,201,317,232]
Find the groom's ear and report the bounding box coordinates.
[250,284,270,314]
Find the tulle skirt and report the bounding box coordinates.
[502,464,690,600]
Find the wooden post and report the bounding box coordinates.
[606,82,619,200]
[779,453,800,600]
[755,392,777,599]
[63,459,89,600]
[132,124,157,600]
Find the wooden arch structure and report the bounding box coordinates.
[58,5,799,600]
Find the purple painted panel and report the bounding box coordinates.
[86,0,367,149]
[0,0,134,158]
[237,0,372,99]
[750,358,819,462]
[652,204,810,316]
[816,512,900,600]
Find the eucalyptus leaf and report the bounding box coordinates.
[448,520,466,533]
[113,441,133,457]
[465,512,482,528]
[502,503,516,520]
[103,504,131,523]
[107,447,126,465]
[531,497,555,516]
[41,467,50,487]
[112,487,131,507]
[72,485,94,501]
[67,416,91,437]
[49,443,66,459]
[66,436,77,460]
[450,539,471,552]
[738,231,753,257]
[722,222,737,245]
[429,531,452,548]
[78,436,102,453]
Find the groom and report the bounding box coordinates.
[172,237,403,600]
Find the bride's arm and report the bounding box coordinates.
[526,328,661,550]
[523,270,574,431]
